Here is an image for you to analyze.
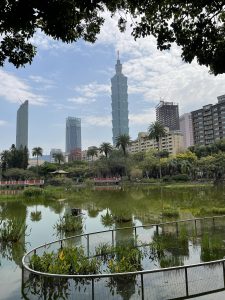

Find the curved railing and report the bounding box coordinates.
[22,215,225,299]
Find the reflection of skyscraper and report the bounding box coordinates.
[16,100,28,149]
[111,53,129,146]
[65,117,81,160]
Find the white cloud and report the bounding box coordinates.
[68,96,96,104]
[95,12,225,115]
[129,109,155,126]
[0,70,46,105]
[83,115,111,127]
[74,82,110,99]
[0,120,8,126]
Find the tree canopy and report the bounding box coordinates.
[1,1,225,74]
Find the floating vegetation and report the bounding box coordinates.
[23,187,56,200]
[0,218,27,242]
[54,215,83,233]
[30,241,144,276]
[29,246,101,275]
[101,210,114,227]
[162,208,179,218]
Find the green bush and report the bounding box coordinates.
[162,175,172,182]
[171,174,190,181]
[29,246,100,275]
[23,187,44,198]
[162,209,179,218]
[54,215,83,233]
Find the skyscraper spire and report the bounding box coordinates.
[115,51,122,74]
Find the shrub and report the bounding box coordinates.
[54,215,83,233]
[29,246,101,275]
[162,209,179,218]
[23,187,44,198]
[171,174,190,181]
[162,175,172,182]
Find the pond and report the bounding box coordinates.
[1,184,225,299]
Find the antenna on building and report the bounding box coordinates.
[117,50,120,60]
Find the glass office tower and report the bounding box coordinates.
[65,117,81,160]
[16,100,28,149]
[111,56,129,146]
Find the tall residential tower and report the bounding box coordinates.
[156,101,180,130]
[179,113,194,148]
[111,54,129,145]
[191,95,225,146]
[65,117,81,160]
[16,100,28,149]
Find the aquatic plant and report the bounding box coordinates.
[54,215,83,233]
[107,241,143,273]
[101,210,114,227]
[23,187,44,198]
[29,246,101,275]
[0,218,27,242]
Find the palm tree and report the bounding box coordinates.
[115,134,131,156]
[87,146,98,162]
[32,147,43,166]
[148,122,166,178]
[53,152,64,164]
[99,142,113,158]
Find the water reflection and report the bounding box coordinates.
[1,185,225,299]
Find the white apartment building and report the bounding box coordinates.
[179,113,194,148]
[128,128,184,155]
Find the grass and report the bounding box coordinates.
[198,207,225,216]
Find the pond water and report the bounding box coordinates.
[1,185,225,299]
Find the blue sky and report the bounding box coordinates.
[1,13,225,155]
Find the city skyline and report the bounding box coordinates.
[1,13,225,153]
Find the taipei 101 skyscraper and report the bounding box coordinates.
[111,52,129,146]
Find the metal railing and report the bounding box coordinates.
[22,215,225,299]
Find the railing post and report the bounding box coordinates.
[194,219,197,234]
[176,222,179,236]
[223,261,225,287]
[156,225,159,235]
[141,273,144,300]
[185,267,189,297]
[134,227,137,246]
[92,278,95,300]
[112,230,114,248]
[87,234,90,258]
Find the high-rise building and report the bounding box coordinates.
[16,100,28,149]
[191,95,225,146]
[111,54,129,146]
[65,117,81,160]
[156,101,180,130]
[179,113,194,149]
